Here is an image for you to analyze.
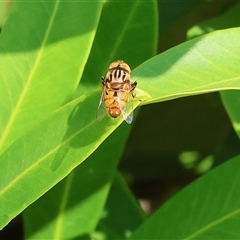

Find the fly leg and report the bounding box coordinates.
[130,81,142,103]
[101,76,106,86]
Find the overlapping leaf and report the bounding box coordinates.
[133,27,240,104]
[2,1,240,237]
[20,26,239,236]
[187,1,240,39]
[94,173,145,240]
[0,0,102,154]
[129,154,240,239]
[1,0,157,232]
[76,0,158,96]
[0,91,126,229]
[23,124,136,239]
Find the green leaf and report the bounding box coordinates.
[94,173,145,240]
[21,100,142,238]
[221,90,240,138]
[23,128,131,239]
[0,1,11,28]
[186,1,240,142]
[187,2,240,39]
[0,92,124,230]
[1,0,158,232]
[133,27,240,104]
[21,0,158,238]
[0,0,102,154]
[76,0,158,96]
[129,154,240,239]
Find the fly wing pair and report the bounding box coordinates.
[97,60,137,124]
[97,91,134,124]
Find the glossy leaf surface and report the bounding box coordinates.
[129,155,240,239]
[133,28,240,104]
[0,0,101,154]
[0,0,157,233]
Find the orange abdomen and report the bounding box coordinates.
[104,90,128,118]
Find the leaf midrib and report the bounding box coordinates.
[0,0,60,152]
[184,208,240,239]
[103,1,140,72]
[54,171,75,239]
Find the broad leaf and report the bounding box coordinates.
[76,0,158,96]
[23,124,134,239]
[94,173,145,240]
[2,0,158,229]
[133,27,240,105]
[186,2,240,143]
[4,3,240,236]
[187,2,240,39]
[0,0,102,154]
[221,90,240,138]
[129,154,240,239]
[22,0,158,237]
[0,91,127,229]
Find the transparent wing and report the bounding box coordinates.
[97,92,107,122]
[121,95,134,124]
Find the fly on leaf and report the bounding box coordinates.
[97,60,137,124]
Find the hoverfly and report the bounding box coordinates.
[97,60,137,124]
